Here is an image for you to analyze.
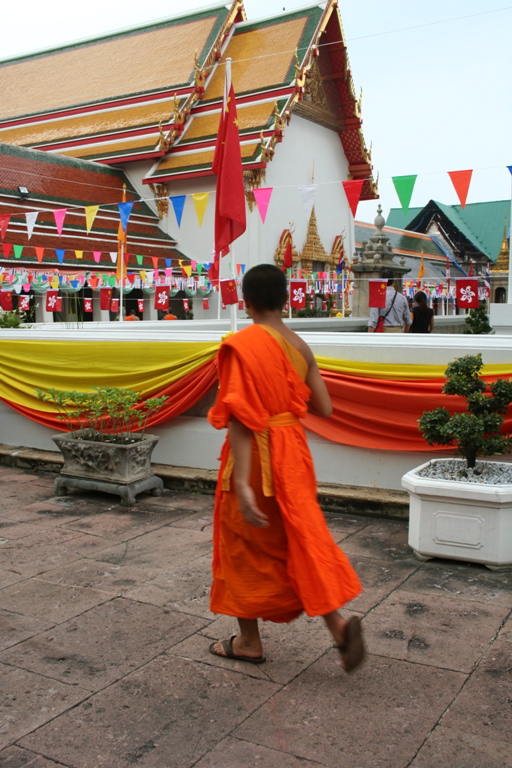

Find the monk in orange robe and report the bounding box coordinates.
[208,264,365,672]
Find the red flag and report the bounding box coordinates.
[202,298,209,310]
[219,278,238,305]
[342,179,365,217]
[0,291,13,310]
[54,296,63,312]
[368,279,387,308]
[46,290,59,312]
[290,280,307,309]
[137,299,144,314]
[0,215,11,240]
[84,298,93,313]
[154,286,169,311]
[213,74,246,256]
[99,287,112,310]
[183,298,190,311]
[238,300,244,310]
[111,298,119,313]
[456,278,479,309]
[19,295,31,311]
[2,244,12,259]
[280,230,293,268]
[468,261,473,277]
[448,170,472,208]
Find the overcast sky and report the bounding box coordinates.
[2,0,511,224]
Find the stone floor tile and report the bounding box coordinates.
[340,518,415,563]
[90,525,211,569]
[324,513,372,543]
[36,559,158,595]
[0,662,89,750]
[168,509,213,532]
[18,656,279,768]
[0,745,68,767]
[234,651,466,768]
[60,509,183,542]
[440,635,512,744]
[1,531,83,577]
[124,553,213,618]
[399,560,512,607]
[361,589,508,673]
[0,579,112,624]
[58,532,121,558]
[0,519,59,541]
[193,736,327,767]
[0,610,54,653]
[344,556,419,614]
[173,612,340,686]
[409,725,512,768]
[0,501,87,526]
[0,569,26,589]
[1,598,207,692]
[154,492,215,511]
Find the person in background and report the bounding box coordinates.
[163,312,177,320]
[207,263,365,673]
[126,309,140,321]
[368,268,410,333]
[409,291,434,334]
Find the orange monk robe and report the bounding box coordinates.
[208,324,362,622]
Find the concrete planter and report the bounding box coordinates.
[402,459,512,570]
[52,430,164,505]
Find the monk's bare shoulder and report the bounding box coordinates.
[280,326,314,367]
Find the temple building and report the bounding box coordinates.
[0,0,377,320]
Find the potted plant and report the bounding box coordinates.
[401,354,512,569]
[36,387,167,505]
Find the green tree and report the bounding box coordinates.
[464,302,493,334]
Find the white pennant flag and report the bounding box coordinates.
[110,251,118,264]
[25,211,38,239]
[298,184,318,220]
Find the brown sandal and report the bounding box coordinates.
[338,616,365,673]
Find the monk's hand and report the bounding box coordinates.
[236,483,269,528]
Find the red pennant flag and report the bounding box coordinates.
[448,170,473,208]
[238,300,244,310]
[111,298,119,313]
[0,215,11,240]
[202,298,209,310]
[0,291,13,310]
[183,298,190,311]
[54,296,63,312]
[290,280,307,309]
[342,179,365,217]
[213,74,246,256]
[88,275,99,289]
[84,298,93,313]
[19,295,31,311]
[322,301,327,311]
[2,243,12,259]
[137,299,144,313]
[368,279,387,308]
[468,261,473,277]
[99,287,112,310]
[154,285,169,311]
[46,290,59,312]
[219,278,239,305]
[35,247,45,263]
[456,278,479,309]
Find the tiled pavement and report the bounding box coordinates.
[0,465,511,768]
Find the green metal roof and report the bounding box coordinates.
[355,223,445,257]
[387,200,510,262]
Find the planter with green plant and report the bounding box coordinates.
[402,354,512,569]
[37,386,167,505]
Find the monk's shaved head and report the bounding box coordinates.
[242,264,288,311]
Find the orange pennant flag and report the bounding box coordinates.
[35,247,45,263]
[417,252,425,279]
[448,170,473,208]
[116,186,128,283]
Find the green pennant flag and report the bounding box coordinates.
[136,254,143,266]
[391,175,417,214]
[196,263,203,275]
[13,245,23,259]
[108,276,116,287]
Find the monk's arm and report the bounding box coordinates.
[303,349,332,418]
[228,416,269,527]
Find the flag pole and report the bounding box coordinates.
[119,240,124,322]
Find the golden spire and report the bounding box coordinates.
[301,207,328,265]
[491,219,510,272]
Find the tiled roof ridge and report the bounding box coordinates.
[430,200,492,260]
[0,3,232,66]
[0,142,125,176]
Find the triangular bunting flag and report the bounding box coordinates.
[0,214,11,240]
[342,179,364,218]
[170,195,186,227]
[136,254,143,266]
[507,166,512,175]
[25,211,38,239]
[253,187,273,223]
[13,245,23,259]
[448,170,473,208]
[75,251,83,260]
[391,175,417,214]
[192,193,209,227]
[118,201,134,232]
[85,205,100,233]
[56,249,65,264]
[298,184,318,220]
[2,244,12,259]
[183,265,192,277]
[53,209,67,235]
[92,251,101,263]
[110,252,117,263]
[35,247,44,263]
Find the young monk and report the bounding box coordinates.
[208,263,365,672]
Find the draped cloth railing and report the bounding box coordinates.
[1,340,511,452]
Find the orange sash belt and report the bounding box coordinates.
[222,412,299,496]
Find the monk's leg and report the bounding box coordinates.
[211,618,264,659]
[323,610,365,673]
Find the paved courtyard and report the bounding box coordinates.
[1,464,511,768]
